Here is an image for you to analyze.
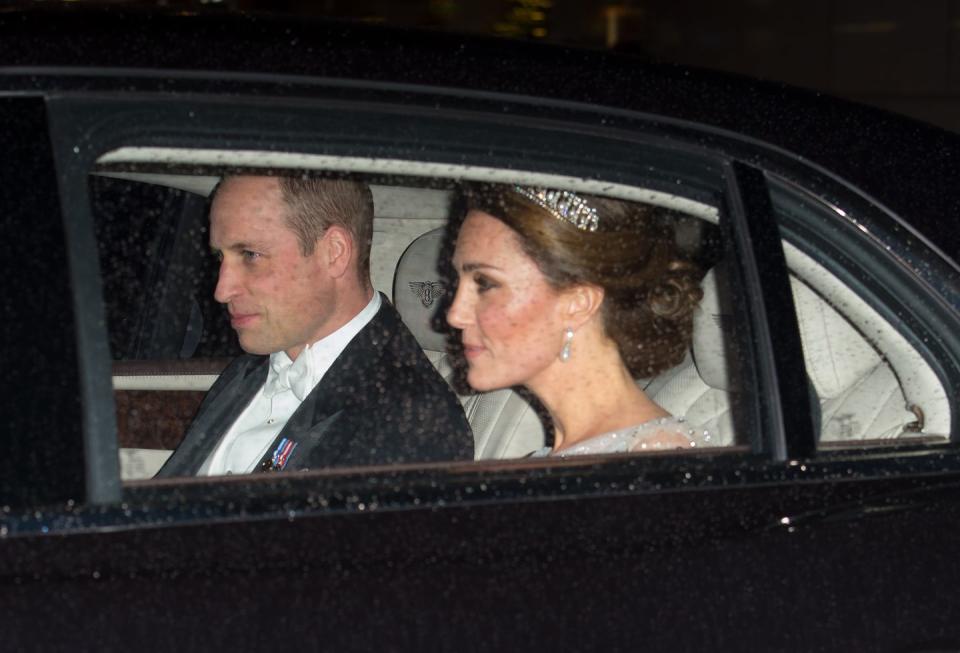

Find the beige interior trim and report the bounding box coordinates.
[96,147,721,222]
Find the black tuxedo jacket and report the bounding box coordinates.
[157,296,473,476]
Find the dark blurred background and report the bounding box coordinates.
[20,0,960,133]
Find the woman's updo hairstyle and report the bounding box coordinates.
[465,184,704,378]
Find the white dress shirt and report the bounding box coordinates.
[200,292,382,476]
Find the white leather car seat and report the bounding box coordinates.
[393,228,547,459]
[648,266,917,445]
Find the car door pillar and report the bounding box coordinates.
[724,161,817,461]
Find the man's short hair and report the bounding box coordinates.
[277,177,374,280]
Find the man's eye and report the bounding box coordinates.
[242,250,261,262]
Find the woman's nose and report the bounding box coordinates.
[446,283,472,329]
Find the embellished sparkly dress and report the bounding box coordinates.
[530,416,713,458]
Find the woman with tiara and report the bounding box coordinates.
[447,185,712,457]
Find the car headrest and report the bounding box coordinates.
[691,267,735,392]
[692,266,881,399]
[392,228,451,352]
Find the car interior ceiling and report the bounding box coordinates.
[90,156,950,481]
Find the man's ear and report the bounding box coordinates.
[563,283,604,329]
[320,225,354,279]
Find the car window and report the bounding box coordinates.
[769,177,955,450]
[38,82,960,534]
[88,149,752,482]
[92,174,240,361]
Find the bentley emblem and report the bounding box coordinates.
[409,281,447,308]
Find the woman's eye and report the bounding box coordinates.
[474,274,497,293]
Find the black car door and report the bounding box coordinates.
[3,67,960,652]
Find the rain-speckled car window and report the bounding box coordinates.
[91,175,240,481]
[92,175,239,361]
[90,169,751,484]
[769,177,952,450]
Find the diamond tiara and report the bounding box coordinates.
[512,186,600,232]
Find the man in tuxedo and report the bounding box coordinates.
[158,175,472,476]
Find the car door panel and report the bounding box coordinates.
[2,43,960,652]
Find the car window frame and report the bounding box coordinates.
[12,71,953,535]
[0,93,92,509]
[769,174,960,448]
[725,161,819,460]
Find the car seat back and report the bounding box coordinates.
[649,265,916,444]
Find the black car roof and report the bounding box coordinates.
[1,7,958,258]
